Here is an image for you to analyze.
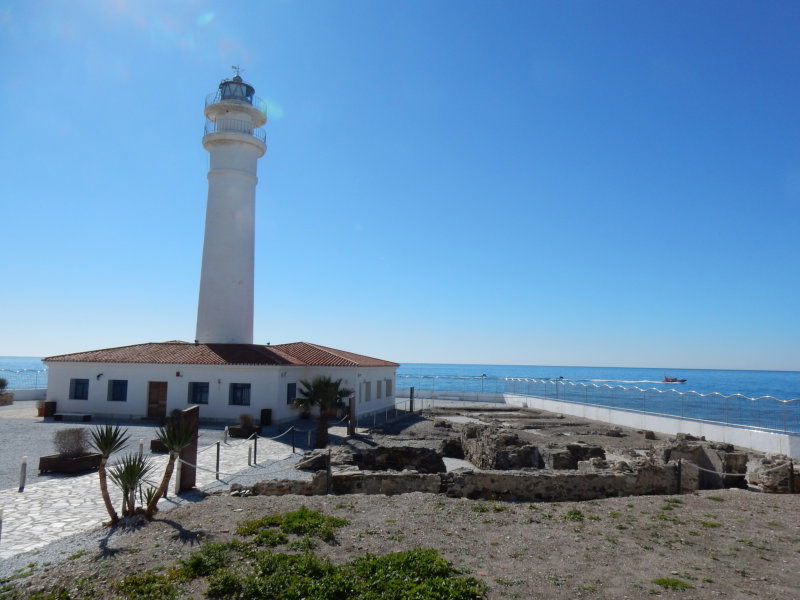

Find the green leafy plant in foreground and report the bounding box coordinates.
[206,547,486,600]
[236,506,348,543]
[652,577,693,591]
[116,571,178,599]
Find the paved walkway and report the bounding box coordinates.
[0,436,295,559]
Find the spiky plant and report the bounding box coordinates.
[145,419,195,518]
[293,376,354,448]
[108,453,154,517]
[90,425,130,525]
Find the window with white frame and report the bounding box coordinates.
[385,379,393,397]
[364,381,372,402]
[376,380,382,399]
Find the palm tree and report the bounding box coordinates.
[144,419,195,518]
[108,453,154,517]
[90,425,130,525]
[293,376,354,448]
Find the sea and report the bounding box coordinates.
[3,356,798,400]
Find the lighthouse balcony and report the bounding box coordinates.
[206,91,268,116]
[204,118,267,143]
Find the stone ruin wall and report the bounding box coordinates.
[232,422,798,500]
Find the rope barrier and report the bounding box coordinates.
[504,377,800,403]
[682,459,793,477]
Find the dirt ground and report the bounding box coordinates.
[7,489,800,599]
[5,407,800,599]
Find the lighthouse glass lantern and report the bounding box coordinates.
[219,75,254,104]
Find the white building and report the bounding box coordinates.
[44,341,397,423]
[43,72,398,422]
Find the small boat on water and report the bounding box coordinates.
[663,376,687,384]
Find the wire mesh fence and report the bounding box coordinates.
[0,369,47,390]
[396,374,800,435]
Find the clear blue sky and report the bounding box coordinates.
[1,1,798,370]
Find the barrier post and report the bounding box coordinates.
[325,450,332,495]
[291,427,296,453]
[215,441,220,480]
[347,397,356,437]
[410,387,415,413]
[18,456,27,493]
[173,460,182,495]
[307,429,312,447]
[224,426,229,443]
[253,435,258,465]
[138,439,144,458]
[247,446,252,466]
[677,458,682,494]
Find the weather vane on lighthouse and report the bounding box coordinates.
[231,65,244,77]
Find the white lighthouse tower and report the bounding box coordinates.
[195,69,267,344]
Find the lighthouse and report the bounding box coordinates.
[43,70,398,425]
[195,69,267,344]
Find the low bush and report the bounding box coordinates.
[53,428,90,458]
[116,571,178,599]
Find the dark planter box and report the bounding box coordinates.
[228,424,261,438]
[39,453,102,474]
[150,439,168,453]
[43,401,57,418]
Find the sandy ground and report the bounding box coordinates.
[5,489,800,599]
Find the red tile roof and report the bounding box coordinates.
[43,341,398,368]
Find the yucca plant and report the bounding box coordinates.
[145,419,195,518]
[90,425,130,525]
[293,376,354,448]
[108,453,154,517]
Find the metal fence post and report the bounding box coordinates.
[307,429,312,447]
[138,439,144,458]
[410,387,415,413]
[325,450,332,495]
[215,441,220,480]
[291,426,296,453]
[248,446,252,466]
[18,456,27,493]
[253,435,258,465]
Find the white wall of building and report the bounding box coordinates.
[46,362,396,424]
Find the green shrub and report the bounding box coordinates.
[652,577,693,591]
[563,509,584,522]
[279,506,348,541]
[116,571,178,599]
[206,569,244,598]
[235,514,283,536]
[179,542,234,579]
[254,530,288,547]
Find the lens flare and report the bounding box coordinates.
[197,11,214,27]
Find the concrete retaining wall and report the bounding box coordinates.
[505,393,800,459]
[6,389,46,401]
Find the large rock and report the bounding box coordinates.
[460,425,541,469]
[295,447,355,471]
[746,456,797,493]
[239,471,327,496]
[539,443,605,470]
[353,446,445,473]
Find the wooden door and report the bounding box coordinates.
[147,381,168,419]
